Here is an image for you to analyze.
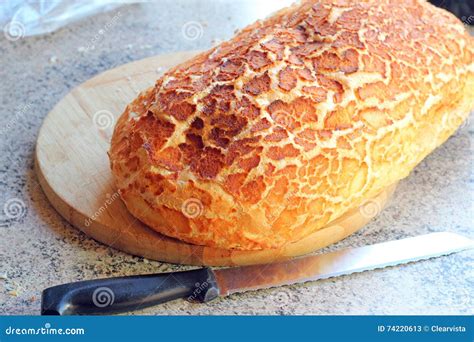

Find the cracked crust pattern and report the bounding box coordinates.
[110,0,474,250]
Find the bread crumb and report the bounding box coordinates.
[1,274,23,296]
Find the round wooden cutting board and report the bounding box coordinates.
[35,51,396,266]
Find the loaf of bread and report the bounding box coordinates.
[110,0,474,250]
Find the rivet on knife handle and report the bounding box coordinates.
[41,268,219,315]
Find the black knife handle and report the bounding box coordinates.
[41,268,219,315]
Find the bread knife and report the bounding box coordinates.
[41,232,473,315]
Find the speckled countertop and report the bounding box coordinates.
[0,1,473,315]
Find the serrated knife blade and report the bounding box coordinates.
[41,232,473,315]
[213,232,474,296]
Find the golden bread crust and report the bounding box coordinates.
[110,0,474,250]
